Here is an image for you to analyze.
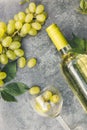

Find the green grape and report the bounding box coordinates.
[36,13,46,22]
[43,12,48,19]
[39,22,44,25]
[43,90,52,101]
[27,58,37,68]
[2,47,7,54]
[0,22,7,32]
[6,50,16,60]
[0,80,4,87]
[18,12,26,23]
[9,41,21,50]
[9,19,15,24]
[15,21,22,30]
[25,8,30,14]
[0,54,8,64]
[0,28,5,39]
[20,23,31,35]
[50,94,60,103]
[2,36,12,47]
[29,2,36,13]
[14,14,19,21]
[36,5,44,14]
[7,23,15,35]
[29,86,40,95]
[14,49,24,57]
[19,32,26,37]
[0,44,2,54]
[18,57,26,68]
[28,28,37,36]
[25,13,33,23]
[31,22,41,30]
[0,72,7,80]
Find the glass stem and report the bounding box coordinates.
[56,115,71,130]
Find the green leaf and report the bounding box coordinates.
[80,0,85,10]
[69,33,87,54]
[85,39,87,52]
[84,1,87,9]
[2,61,17,83]
[69,48,84,54]
[4,82,29,96]
[19,0,30,5]
[76,0,87,14]
[16,82,29,93]
[1,91,17,102]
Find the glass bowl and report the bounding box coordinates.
[29,85,63,118]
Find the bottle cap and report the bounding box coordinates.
[46,24,68,51]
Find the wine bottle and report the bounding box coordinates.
[46,24,87,112]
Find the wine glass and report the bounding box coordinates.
[29,86,83,130]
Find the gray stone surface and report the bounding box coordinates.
[0,0,87,130]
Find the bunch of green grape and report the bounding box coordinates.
[14,2,47,36]
[0,2,47,65]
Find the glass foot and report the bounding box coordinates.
[56,116,83,130]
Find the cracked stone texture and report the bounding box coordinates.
[0,0,87,130]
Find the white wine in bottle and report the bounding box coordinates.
[46,24,87,113]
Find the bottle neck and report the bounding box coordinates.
[59,44,71,56]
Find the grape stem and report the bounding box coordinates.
[12,31,19,38]
[19,0,30,5]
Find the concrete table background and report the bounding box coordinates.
[0,0,87,130]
